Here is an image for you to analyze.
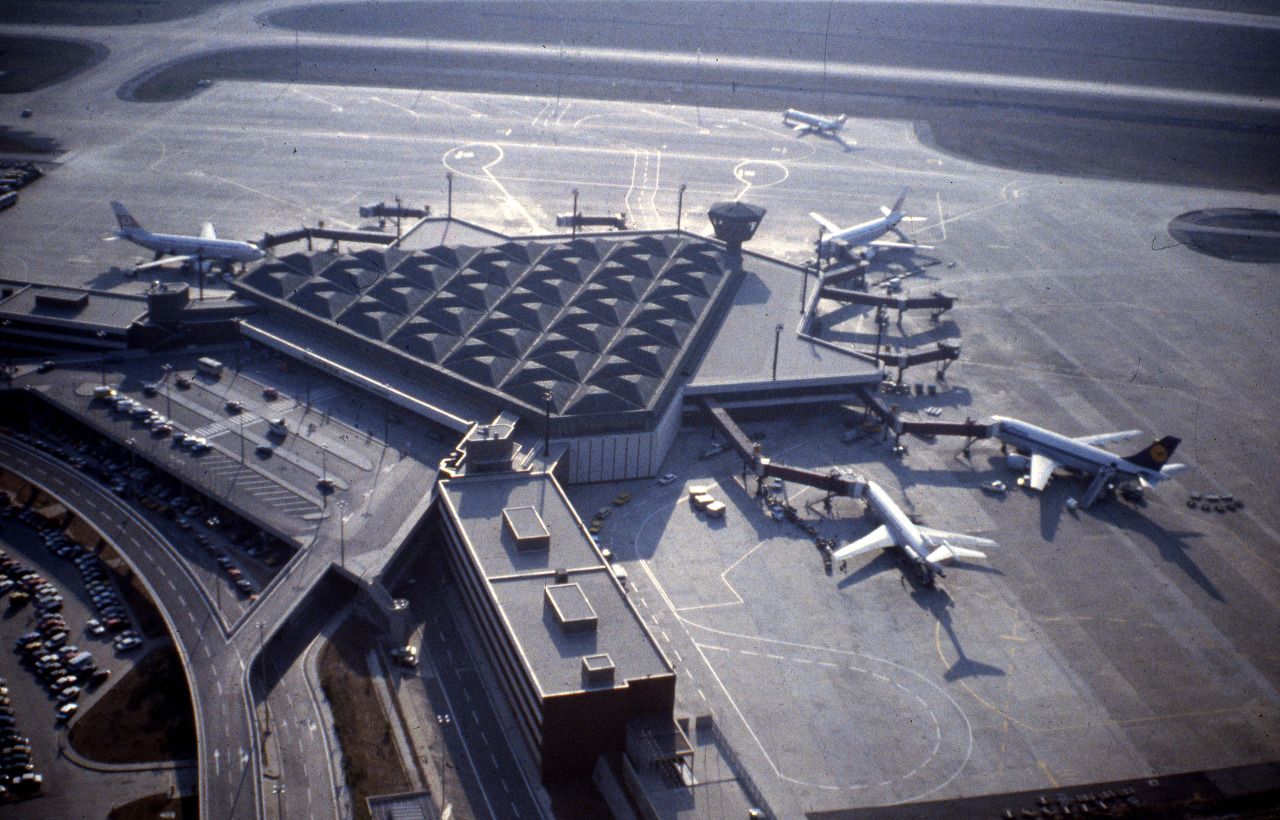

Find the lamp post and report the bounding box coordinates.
[676,183,686,231]
[339,500,349,569]
[97,331,108,384]
[771,323,783,381]
[874,305,887,361]
[161,363,172,419]
[543,389,553,456]
[446,172,453,219]
[571,189,579,237]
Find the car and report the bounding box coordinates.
[612,492,632,506]
[174,375,191,389]
[56,702,77,722]
[36,360,55,373]
[262,386,279,400]
[255,443,273,457]
[142,382,159,396]
[391,646,419,668]
[981,480,1008,495]
[57,686,80,702]
[656,473,677,485]
[699,442,728,459]
[225,400,243,414]
[595,507,612,521]
[88,669,110,688]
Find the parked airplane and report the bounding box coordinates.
[989,415,1185,507]
[810,188,929,260]
[109,201,264,272]
[834,479,996,584]
[782,108,852,150]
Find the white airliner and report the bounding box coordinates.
[782,108,852,150]
[809,188,929,260]
[833,479,996,583]
[989,416,1185,507]
[110,201,264,272]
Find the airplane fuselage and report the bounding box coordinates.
[820,213,900,257]
[990,416,1170,485]
[859,480,935,570]
[783,108,843,132]
[119,227,263,263]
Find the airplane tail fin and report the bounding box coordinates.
[111,201,142,232]
[890,188,909,215]
[1124,436,1180,470]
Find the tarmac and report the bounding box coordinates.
[1,3,1278,817]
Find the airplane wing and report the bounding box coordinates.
[809,212,842,234]
[832,525,896,561]
[791,123,814,134]
[919,528,997,552]
[130,254,197,272]
[925,544,987,564]
[1028,453,1057,490]
[1074,430,1142,447]
[870,240,934,251]
[200,222,217,240]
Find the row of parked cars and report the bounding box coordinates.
[17,411,287,606]
[94,386,212,453]
[0,676,44,802]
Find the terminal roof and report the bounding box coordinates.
[438,470,672,696]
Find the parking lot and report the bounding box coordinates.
[0,493,155,806]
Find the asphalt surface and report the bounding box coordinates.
[1,1,1278,818]
[0,437,261,818]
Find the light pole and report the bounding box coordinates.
[771,323,784,381]
[97,331,108,384]
[338,500,347,569]
[571,189,579,237]
[676,183,686,231]
[161,364,172,419]
[446,172,453,219]
[543,389,553,456]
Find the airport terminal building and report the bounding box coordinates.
[431,423,684,782]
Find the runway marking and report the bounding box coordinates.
[440,142,542,233]
[429,94,486,118]
[732,159,789,202]
[289,86,344,113]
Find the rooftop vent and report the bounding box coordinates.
[582,653,615,685]
[35,289,89,310]
[503,505,550,552]
[545,582,597,634]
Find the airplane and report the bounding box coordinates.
[834,478,997,585]
[108,201,264,273]
[809,188,930,261]
[988,415,1186,508]
[782,108,852,150]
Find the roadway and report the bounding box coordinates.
[0,436,262,819]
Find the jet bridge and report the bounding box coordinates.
[852,385,994,449]
[819,284,956,321]
[876,341,962,382]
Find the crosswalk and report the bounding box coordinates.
[196,448,320,517]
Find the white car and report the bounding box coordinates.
[656,473,677,486]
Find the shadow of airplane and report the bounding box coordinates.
[908,582,1006,682]
[1097,502,1222,602]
